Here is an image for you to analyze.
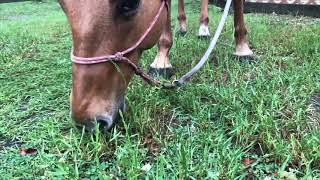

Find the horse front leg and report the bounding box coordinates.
[198,0,210,37]
[233,0,255,61]
[149,0,174,79]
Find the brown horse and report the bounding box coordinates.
[59,0,170,131]
[58,0,253,132]
[149,0,255,77]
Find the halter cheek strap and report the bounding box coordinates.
[71,0,169,85]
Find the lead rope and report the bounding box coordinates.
[162,0,232,88]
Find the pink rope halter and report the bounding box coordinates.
[71,0,169,85]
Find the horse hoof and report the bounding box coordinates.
[148,67,174,79]
[198,35,211,39]
[177,30,187,36]
[236,55,258,64]
[198,24,210,37]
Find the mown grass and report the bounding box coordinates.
[0,0,320,179]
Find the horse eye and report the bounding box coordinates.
[117,0,140,17]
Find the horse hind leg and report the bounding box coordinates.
[233,0,255,62]
[198,0,210,37]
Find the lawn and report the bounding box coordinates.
[0,0,320,179]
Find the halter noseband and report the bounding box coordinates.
[71,0,169,86]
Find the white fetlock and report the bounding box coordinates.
[198,24,210,37]
[234,43,254,57]
[179,21,187,33]
[150,54,172,69]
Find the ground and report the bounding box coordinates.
[0,0,320,179]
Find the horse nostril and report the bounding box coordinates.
[96,115,114,133]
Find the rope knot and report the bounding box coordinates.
[114,52,124,61]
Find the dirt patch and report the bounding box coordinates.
[151,108,191,137]
[17,96,31,113]
[141,134,160,157]
[307,91,320,131]
[0,134,23,150]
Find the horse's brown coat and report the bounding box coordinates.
[59,0,253,131]
[59,0,168,130]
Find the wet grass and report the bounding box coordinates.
[0,0,320,179]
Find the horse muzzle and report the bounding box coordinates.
[71,96,126,133]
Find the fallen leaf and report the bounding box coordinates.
[273,172,278,177]
[242,157,255,166]
[141,164,152,172]
[20,148,37,156]
[142,135,159,156]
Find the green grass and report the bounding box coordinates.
[1,0,320,179]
